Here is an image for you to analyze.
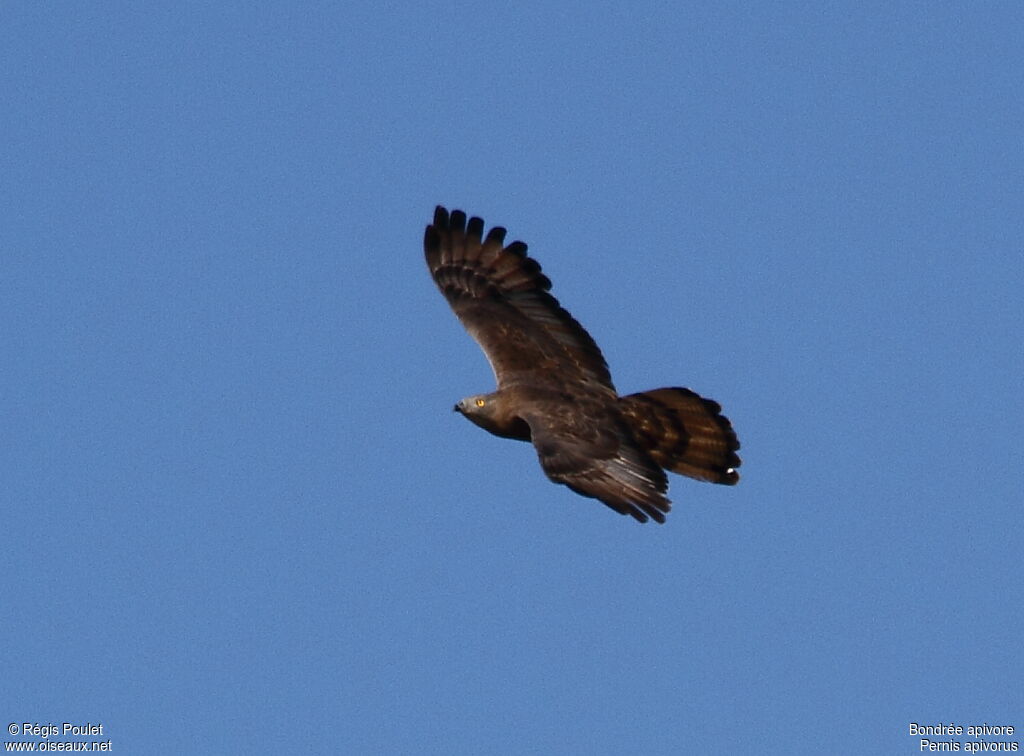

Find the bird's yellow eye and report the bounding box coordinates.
[475,398,486,407]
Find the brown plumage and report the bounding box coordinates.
[425,206,741,524]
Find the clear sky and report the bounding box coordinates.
[2,3,1022,754]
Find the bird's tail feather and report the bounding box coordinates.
[618,388,741,485]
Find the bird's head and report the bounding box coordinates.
[454,392,509,435]
[454,393,497,421]
[453,391,531,440]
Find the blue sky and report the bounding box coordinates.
[2,2,1022,754]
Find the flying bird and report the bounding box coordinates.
[424,206,741,523]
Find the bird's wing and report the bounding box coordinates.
[518,398,671,524]
[424,206,616,399]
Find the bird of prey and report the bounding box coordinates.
[424,206,741,523]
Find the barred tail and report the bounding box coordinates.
[618,388,741,485]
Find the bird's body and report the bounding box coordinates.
[425,206,740,524]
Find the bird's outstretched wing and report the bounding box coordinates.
[424,206,616,399]
[518,399,671,524]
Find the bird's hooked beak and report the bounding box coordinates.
[453,402,462,414]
